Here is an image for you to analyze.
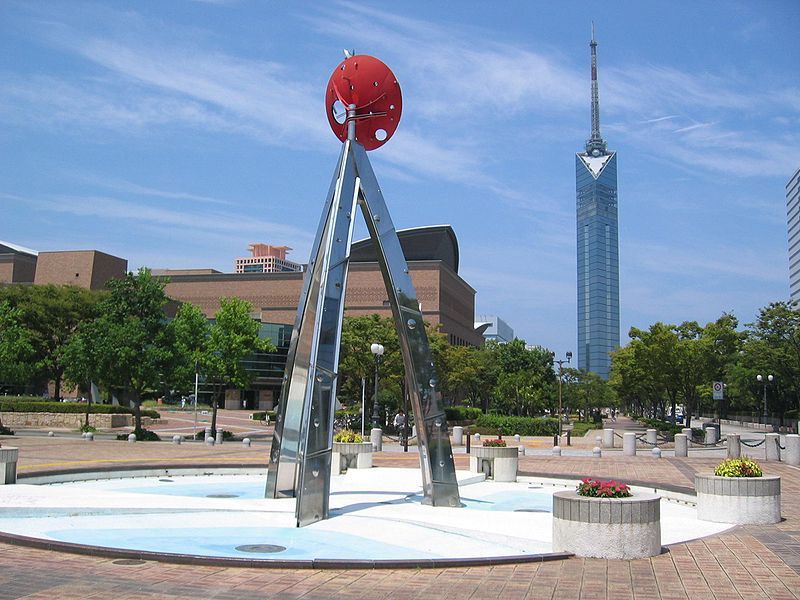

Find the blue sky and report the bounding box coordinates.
[1,1,798,358]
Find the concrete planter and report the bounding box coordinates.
[695,474,781,524]
[552,490,662,559]
[332,442,373,474]
[0,447,18,485]
[469,445,518,482]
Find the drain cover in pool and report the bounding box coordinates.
[235,544,286,553]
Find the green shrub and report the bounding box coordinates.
[714,457,763,477]
[116,428,161,441]
[79,424,97,433]
[193,430,234,441]
[445,406,483,422]
[0,399,159,419]
[334,429,364,443]
[0,425,14,435]
[251,411,277,421]
[570,421,601,436]
[475,414,558,436]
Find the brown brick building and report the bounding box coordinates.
[33,250,127,290]
[0,241,38,284]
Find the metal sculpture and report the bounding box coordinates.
[266,53,461,527]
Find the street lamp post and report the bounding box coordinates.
[757,374,773,423]
[552,351,573,437]
[370,343,385,428]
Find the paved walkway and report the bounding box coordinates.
[1,434,799,599]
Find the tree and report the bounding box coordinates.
[64,268,171,434]
[0,301,36,431]
[0,284,102,399]
[200,297,273,437]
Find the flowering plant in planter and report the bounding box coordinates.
[577,478,632,498]
[334,429,364,443]
[482,438,507,447]
[714,457,763,477]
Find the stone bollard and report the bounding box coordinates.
[592,446,602,458]
[127,433,137,443]
[514,434,521,443]
[85,432,94,441]
[704,426,718,445]
[205,426,212,441]
[81,432,87,439]
[0,447,19,484]
[452,426,463,446]
[474,433,481,443]
[651,447,661,459]
[205,436,215,445]
[726,433,741,458]
[602,428,614,448]
[595,436,602,447]
[784,434,800,466]
[646,429,658,446]
[765,433,781,461]
[215,430,223,445]
[242,438,251,447]
[552,445,561,456]
[623,432,636,456]
[48,431,54,437]
[172,435,182,445]
[674,434,688,457]
[370,428,383,452]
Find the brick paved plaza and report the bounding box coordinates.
[1,431,799,599]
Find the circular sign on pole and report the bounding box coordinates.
[325,54,402,150]
[713,381,724,400]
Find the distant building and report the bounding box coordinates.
[787,166,800,301]
[575,27,620,380]
[34,250,127,291]
[235,244,303,274]
[475,315,514,343]
[0,241,38,284]
[0,241,126,291]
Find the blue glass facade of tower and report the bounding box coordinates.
[576,152,619,379]
[576,28,620,380]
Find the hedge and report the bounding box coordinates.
[251,411,277,422]
[475,414,558,436]
[0,400,160,419]
[445,406,483,422]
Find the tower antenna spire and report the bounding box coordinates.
[586,22,606,156]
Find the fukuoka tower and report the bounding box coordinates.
[575,25,620,379]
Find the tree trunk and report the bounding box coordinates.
[132,390,142,433]
[210,390,222,438]
[54,370,62,402]
[84,384,92,428]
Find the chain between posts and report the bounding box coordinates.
[741,438,766,448]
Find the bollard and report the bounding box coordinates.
[603,428,614,448]
[0,447,19,484]
[566,430,572,446]
[595,436,602,447]
[215,430,223,445]
[514,434,521,443]
[623,432,636,456]
[681,427,693,442]
[646,429,658,446]
[592,446,602,458]
[370,428,383,452]
[651,447,661,459]
[704,426,718,445]
[48,431,55,437]
[85,432,94,441]
[552,445,561,456]
[674,433,688,457]
[172,435,182,445]
[127,433,137,443]
[785,434,800,466]
[205,426,212,441]
[474,433,481,443]
[81,432,87,439]
[205,435,215,445]
[726,433,741,458]
[553,434,558,447]
[765,433,781,461]
[452,426,464,446]
[466,431,471,453]
[242,438,251,447]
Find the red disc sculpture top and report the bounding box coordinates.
[326,54,402,150]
